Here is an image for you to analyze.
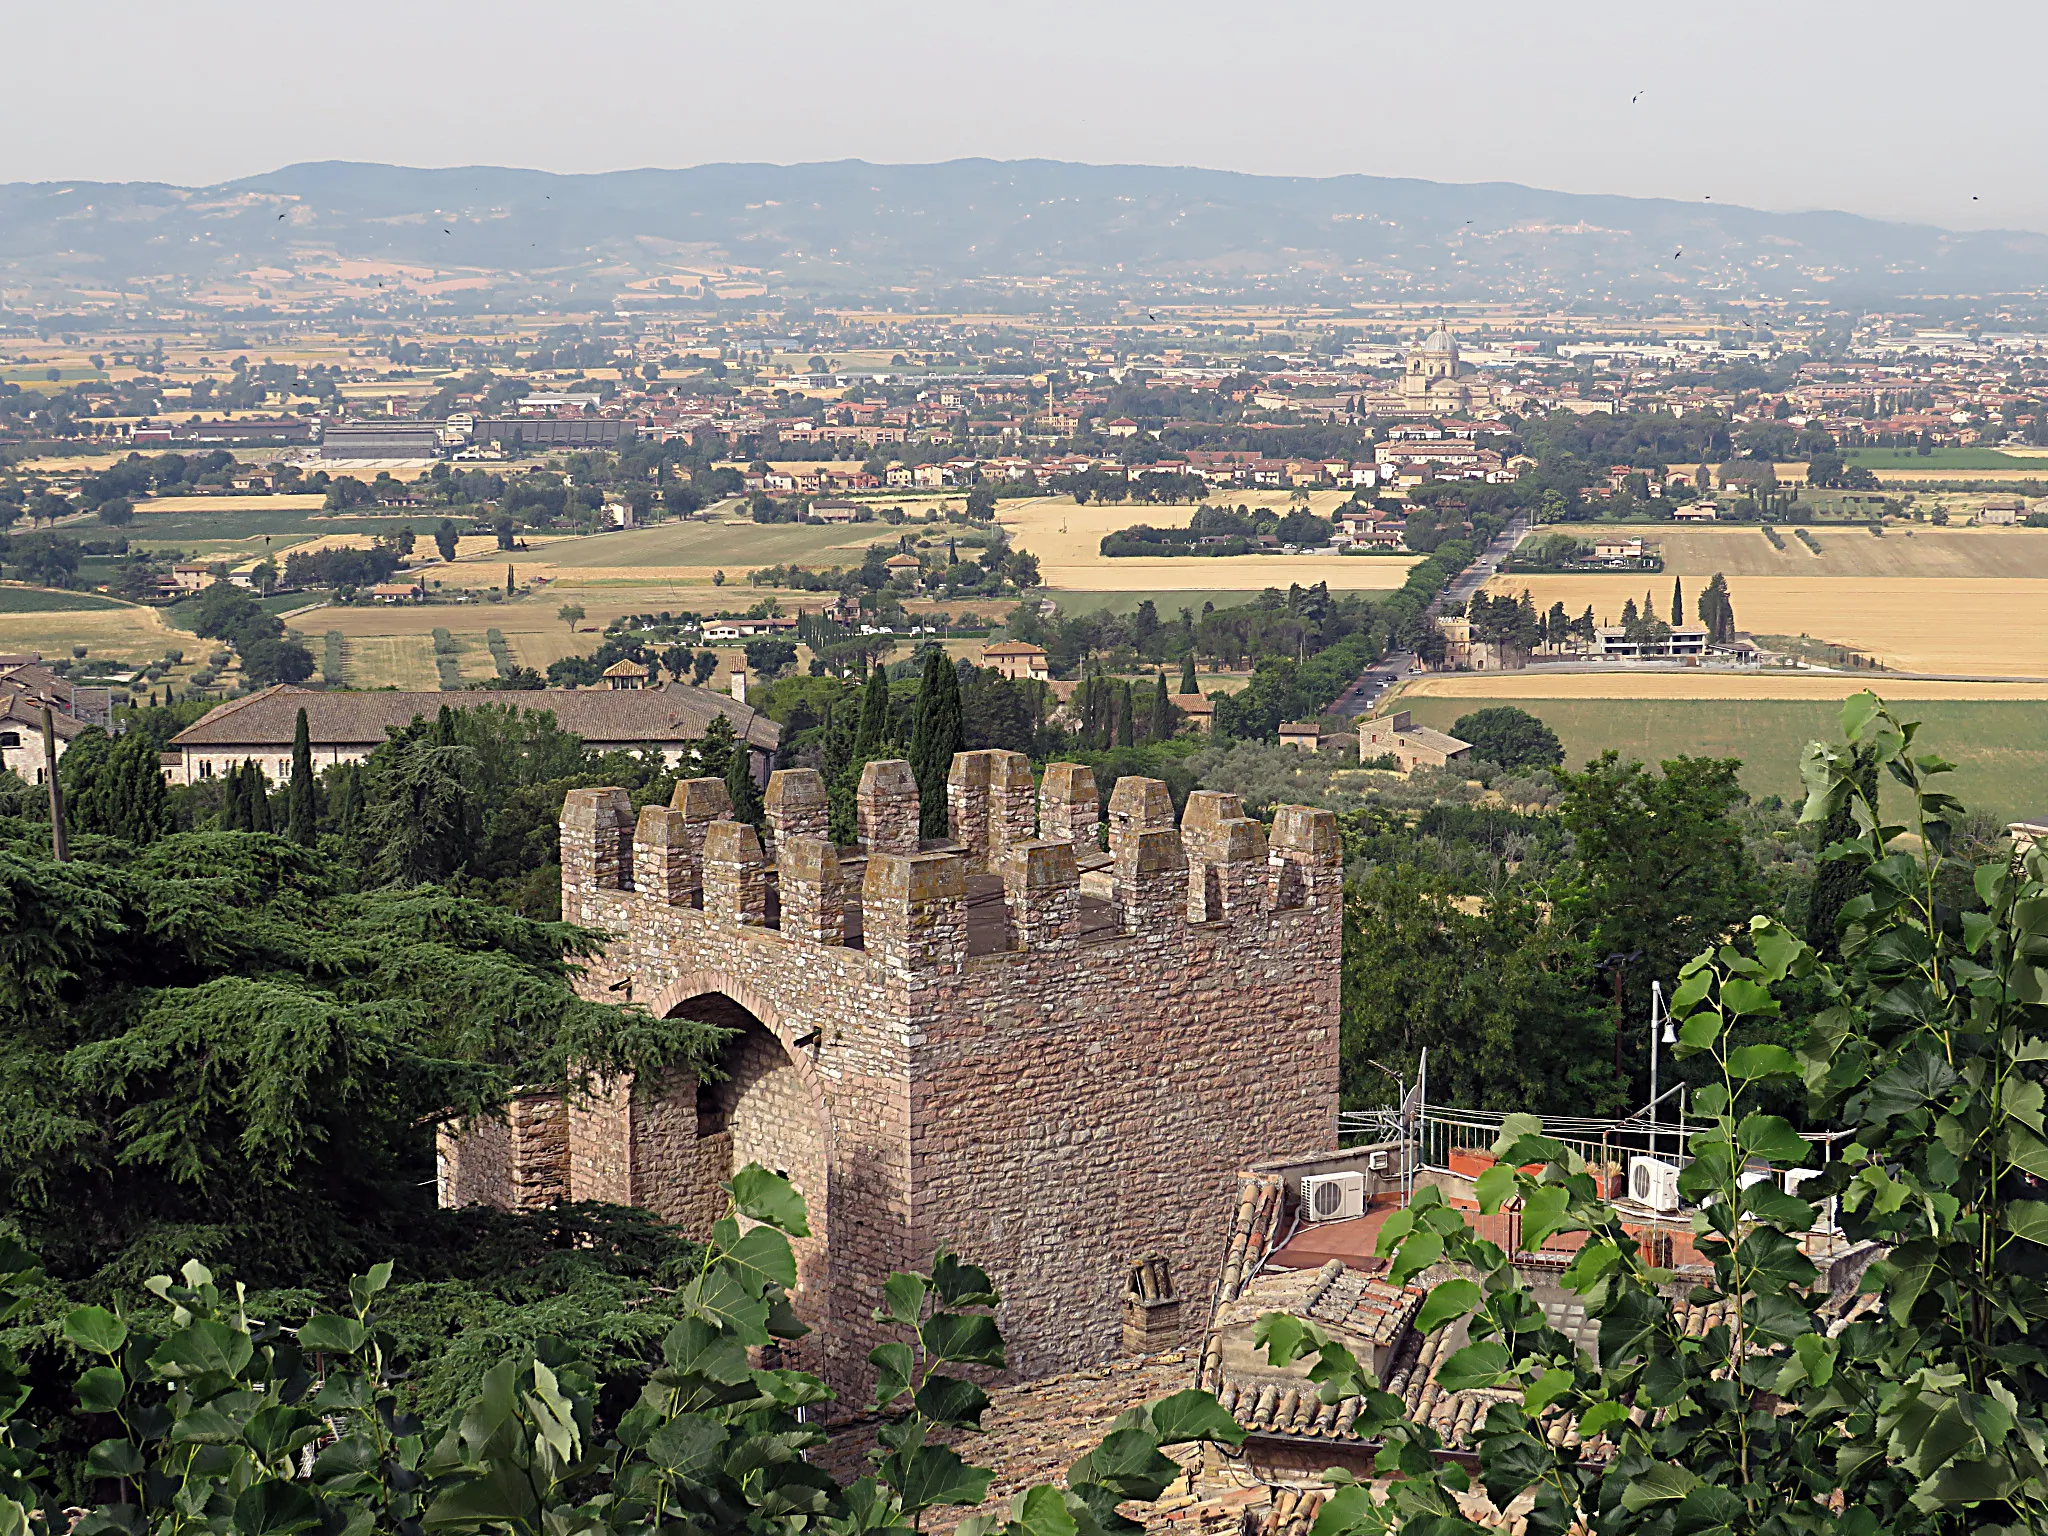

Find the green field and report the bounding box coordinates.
[1844,447,2048,471]
[1041,589,1296,616]
[1396,696,2048,828]
[160,590,318,632]
[125,508,450,553]
[553,517,896,570]
[0,585,133,613]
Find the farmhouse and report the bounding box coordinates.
[1355,710,1471,770]
[1979,498,2028,526]
[165,683,779,787]
[1591,536,1647,562]
[980,640,1051,681]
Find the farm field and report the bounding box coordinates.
[998,494,1420,592]
[1846,447,2048,470]
[140,494,328,514]
[1484,574,2048,675]
[0,603,178,663]
[1392,692,2048,829]
[1625,526,2048,580]
[0,585,132,613]
[126,506,463,556]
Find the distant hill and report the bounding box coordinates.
[3,158,2044,309]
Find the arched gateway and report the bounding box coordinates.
[440,753,1342,1393]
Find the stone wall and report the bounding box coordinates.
[445,756,1340,1393]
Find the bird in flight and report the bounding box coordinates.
[1631,91,1642,103]
[276,212,286,221]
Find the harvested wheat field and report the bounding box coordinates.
[1641,525,2048,580]
[1484,574,2048,676]
[999,494,1419,592]
[1400,672,2048,702]
[0,604,178,664]
[140,494,330,514]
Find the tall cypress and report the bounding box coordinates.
[1670,576,1685,627]
[246,761,274,834]
[287,707,317,844]
[1179,653,1197,695]
[908,649,963,838]
[726,737,764,826]
[854,663,892,757]
[1151,672,1171,741]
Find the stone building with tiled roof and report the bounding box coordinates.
[165,682,779,787]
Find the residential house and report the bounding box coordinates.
[165,683,780,788]
[1355,710,1472,771]
[980,641,1051,682]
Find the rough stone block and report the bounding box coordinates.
[946,750,994,868]
[563,787,635,892]
[999,838,1080,952]
[1039,761,1100,850]
[862,849,966,970]
[765,768,829,854]
[778,834,845,945]
[1115,825,1187,932]
[703,819,770,925]
[635,804,699,906]
[858,759,921,854]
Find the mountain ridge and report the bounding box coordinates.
[4,157,2043,308]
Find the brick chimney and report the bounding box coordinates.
[730,665,749,703]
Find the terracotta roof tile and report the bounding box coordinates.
[168,683,779,753]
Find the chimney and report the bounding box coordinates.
[730,665,749,703]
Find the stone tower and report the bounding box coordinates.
[439,752,1341,1390]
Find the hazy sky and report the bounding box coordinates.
[7,0,2042,232]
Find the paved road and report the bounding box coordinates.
[1434,512,1531,615]
[1330,515,1532,720]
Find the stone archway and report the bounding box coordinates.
[646,976,834,1344]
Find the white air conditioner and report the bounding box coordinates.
[1301,1172,1367,1222]
[1628,1156,1682,1214]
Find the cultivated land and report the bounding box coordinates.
[1393,691,2048,829]
[997,493,1420,593]
[1624,526,2048,580]
[1485,574,2048,675]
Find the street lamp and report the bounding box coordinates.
[1648,979,1678,1161]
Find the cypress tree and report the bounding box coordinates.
[505,564,515,596]
[1671,576,1685,627]
[908,649,963,838]
[332,761,363,844]
[434,704,458,748]
[246,761,274,834]
[287,707,317,844]
[1151,673,1171,741]
[218,763,247,831]
[111,730,169,844]
[854,663,892,756]
[1179,653,1197,695]
[725,737,764,826]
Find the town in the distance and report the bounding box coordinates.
[3,158,2048,1536]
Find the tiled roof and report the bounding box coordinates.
[169,683,779,753]
[0,684,88,738]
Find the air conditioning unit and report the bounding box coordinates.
[1628,1156,1682,1214]
[1367,1151,1391,1173]
[1301,1172,1367,1222]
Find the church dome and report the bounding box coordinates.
[1419,325,1458,354]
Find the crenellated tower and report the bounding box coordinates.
[439,752,1341,1389]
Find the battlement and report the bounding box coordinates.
[458,751,1340,1394]
[560,752,1340,972]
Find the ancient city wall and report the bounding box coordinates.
[442,751,1341,1390]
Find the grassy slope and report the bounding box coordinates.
[1396,695,2048,828]
[0,586,132,613]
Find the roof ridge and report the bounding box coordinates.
[168,683,298,744]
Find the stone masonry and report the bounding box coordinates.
[439,753,1341,1392]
